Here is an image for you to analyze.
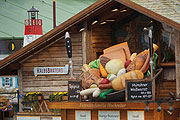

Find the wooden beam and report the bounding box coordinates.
[159,62,175,67]
[84,24,96,63]
[10,63,20,70]
[131,20,137,52]
[48,101,180,110]
[175,30,180,98]
[61,109,67,120]
[18,66,23,112]
[154,110,164,120]
[82,23,87,64]
[157,22,162,66]
[92,110,98,120]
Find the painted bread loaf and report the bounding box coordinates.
[126,44,159,73]
[81,68,103,89]
[112,70,144,91]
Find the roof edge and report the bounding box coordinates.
[0,37,23,40]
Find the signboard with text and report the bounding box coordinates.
[68,81,81,101]
[75,110,91,120]
[33,65,69,76]
[127,111,144,120]
[98,111,120,120]
[125,79,155,101]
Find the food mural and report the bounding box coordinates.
[78,42,158,101]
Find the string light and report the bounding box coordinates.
[144,92,175,113]
[112,8,119,12]
[143,27,148,31]
[106,19,115,22]
[120,9,127,12]
[91,20,98,25]
[100,21,107,25]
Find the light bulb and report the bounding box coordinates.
[157,106,162,112]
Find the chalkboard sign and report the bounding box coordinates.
[68,81,81,101]
[125,79,155,101]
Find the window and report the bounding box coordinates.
[5,77,10,88]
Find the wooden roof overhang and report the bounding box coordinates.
[0,0,180,74]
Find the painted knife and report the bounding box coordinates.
[65,32,74,79]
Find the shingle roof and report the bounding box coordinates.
[131,0,180,25]
[0,0,97,38]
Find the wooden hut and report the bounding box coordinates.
[0,0,179,119]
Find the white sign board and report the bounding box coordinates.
[128,111,144,120]
[75,110,91,120]
[53,117,61,120]
[17,116,40,120]
[98,111,120,120]
[34,65,69,76]
[23,35,42,47]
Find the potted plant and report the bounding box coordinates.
[36,92,42,100]
[62,92,68,101]
[23,95,29,107]
[49,94,55,102]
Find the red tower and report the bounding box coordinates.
[23,6,43,47]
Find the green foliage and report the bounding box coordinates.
[49,94,54,102]
[55,94,62,102]
[49,92,68,102]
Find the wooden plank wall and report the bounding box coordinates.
[91,24,112,58]
[158,80,176,99]
[21,33,83,95]
[157,30,179,99]
[156,67,176,99]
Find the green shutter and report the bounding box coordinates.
[2,77,5,86]
[10,77,12,86]
[15,76,18,88]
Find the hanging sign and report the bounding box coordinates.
[75,110,91,120]
[127,111,144,120]
[98,110,120,120]
[34,64,69,76]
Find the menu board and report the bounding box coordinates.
[75,110,91,120]
[127,111,144,120]
[126,79,155,101]
[98,111,120,120]
[17,116,40,120]
[68,81,81,101]
[53,117,61,120]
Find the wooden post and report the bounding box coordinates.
[82,23,96,64]
[18,67,23,112]
[175,30,180,98]
[132,21,137,52]
[82,25,87,64]
[53,0,56,28]
[156,22,162,98]
[154,110,164,120]
[91,110,98,120]
[61,109,67,120]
